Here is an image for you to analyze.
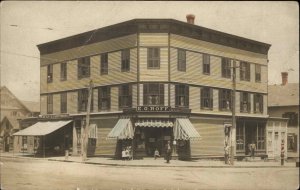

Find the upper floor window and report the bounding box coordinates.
[60,62,67,81]
[254,93,263,114]
[147,48,160,69]
[47,94,53,114]
[177,49,186,71]
[98,86,111,111]
[121,49,130,72]
[203,54,210,75]
[119,84,132,109]
[101,53,108,75]
[78,57,90,79]
[47,65,53,83]
[240,92,250,113]
[78,89,93,112]
[221,58,231,78]
[175,85,189,107]
[282,112,298,126]
[201,87,213,109]
[60,92,67,113]
[219,89,231,111]
[240,62,250,81]
[255,64,261,82]
[143,83,164,106]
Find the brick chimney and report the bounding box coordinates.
[186,14,195,24]
[281,72,288,85]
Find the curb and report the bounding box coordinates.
[2,155,296,168]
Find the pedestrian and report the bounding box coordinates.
[165,141,172,163]
[125,147,130,160]
[154,148,160,160]
[250,142,256,159]
[224,143,230,165]
[122,148,126,161]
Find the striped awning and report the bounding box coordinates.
[173,118,201,140]
[13,120,72,136]
[107,119,134,140]
[135,119,173,128]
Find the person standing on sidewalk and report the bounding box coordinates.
[165,141,172,163]
[224,143,230,164]
[250,142,256,160]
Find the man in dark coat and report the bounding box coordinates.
[165,141,172,163]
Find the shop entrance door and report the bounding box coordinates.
[245,126,257,155]
[144,127,172,157]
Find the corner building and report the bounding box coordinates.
[37,17,271,159]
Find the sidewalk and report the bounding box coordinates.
[0,152,297,168]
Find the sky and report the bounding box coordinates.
[0,1,299,102]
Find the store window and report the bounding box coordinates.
[236,124,245,151]
[143,83,164,106]
[287,134,298,152]
[221,58,231,78]
[254,94,263,114]
[219,89,231,111]
[240,92,251,113]
[119,84,132,108]
[147,48,160,69]
[200,87,213,109]
[47,94,53,114]
[257,124,265,150]
[240,61,250,81]
[203,54,210,75]
[60,62,67,81]
[60,92,67,113]
[282,112,298,126]
[101,53,108,75]
[121,49,130,72]
[255,64,261,82]
[47,64,53,83]
[78,57,90,78]
[98,86,111,111]
[78,89,93,112]
[175,85,189,107]
[177,49,186,71]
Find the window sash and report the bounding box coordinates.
[143,83,164,106]
[60,63,67,80]
[121,49,130,72]
[177,49,186,71]
[78,57,90,78]
[201,88,213,109]
[255,65,261,82]
[219,89,231,110]
[47,65,53,83]
[119,85,132,108]
[78,89,93,112]
[98,87,111,110]
[101,53,108,75]
[47,94,53,114]
[147,48,160,68]
[221,58,231,78]
[240,92,251,113]
[240,62,250,81]
[203,54,210,74]
[254,94,263,113]
[175,85,189,107]
[60,93,67,113]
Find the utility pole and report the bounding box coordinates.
[82,80,93,162]
[231,60,237,165]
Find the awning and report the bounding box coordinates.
[173,118,201,140]
[135,119,173,128]
[107,119,134,140]
[13,120,72,136]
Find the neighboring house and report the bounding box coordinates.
[17,15,270,159]
[0,86,40,152]
[268,72,299,160]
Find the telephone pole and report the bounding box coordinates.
[231,60,237,165]
[82,80,93,162]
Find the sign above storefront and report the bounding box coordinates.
[123,106,191,113]
[39,114,70,119]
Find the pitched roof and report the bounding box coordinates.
[21,100,40,113]
[1,116,20,130]
[268,83,299,107]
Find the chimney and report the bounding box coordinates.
[186,14,195,24]
[281,72,288,85]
